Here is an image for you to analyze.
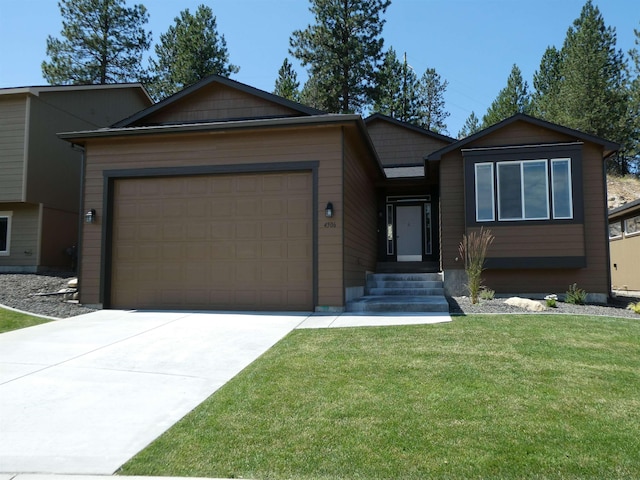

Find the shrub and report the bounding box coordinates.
[458,228,494,304]
[480,287,495,301]
[627,302,640,315]
[565,283,587,305]
[545,294,558,308]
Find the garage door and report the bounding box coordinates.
[110,172,313,311]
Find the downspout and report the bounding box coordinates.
[603,151,615,303]
[71,144,86,294]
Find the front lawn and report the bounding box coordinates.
[0,307,51,333]
[121,314,640,479]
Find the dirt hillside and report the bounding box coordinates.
[607,175,640,210]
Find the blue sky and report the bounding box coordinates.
[0,0,637,135]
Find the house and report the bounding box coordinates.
[60,75,618,311]
[609,198,640,291]
[0,84,152,272]
[428,115,617,302]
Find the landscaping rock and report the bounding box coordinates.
[504,297,547,312]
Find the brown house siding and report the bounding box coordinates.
[0,96,27,202]
[139,84,301,125]
[439,121,609,297]
[343,129,379,298]
[40,206,78,268]
[367,120,450,166]
[80,126,345,308]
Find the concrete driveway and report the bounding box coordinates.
[0,309,306,474]
[0,308,451,475]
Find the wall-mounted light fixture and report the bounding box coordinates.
[85,209,96,224]
[325,202,334,218]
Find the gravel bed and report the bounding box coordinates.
[0,272,97,319]
[449,295,640,319]
[1,273,639,320]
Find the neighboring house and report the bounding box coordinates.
[0,84,152,272]
[609,198,640,291]
[60,75,617,311]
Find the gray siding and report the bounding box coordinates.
[0,203,40,270]
[0,96,27,202]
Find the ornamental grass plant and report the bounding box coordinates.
[458,227,494,304]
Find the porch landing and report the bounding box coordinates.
[347,272,449,313]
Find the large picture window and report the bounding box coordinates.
[625,214,640,236]
[474,158,573,222]
[498,160,549,221]
[0,212,12,256]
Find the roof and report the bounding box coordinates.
[365,112,456,144]
[609,198,640,220]
[112,74,324,128]
[427,113,620,161]
[0,83,152,103]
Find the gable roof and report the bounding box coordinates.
[112,74,324,128]
[365,112,456,143]
[427,113,620,161]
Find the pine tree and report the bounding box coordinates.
[415,67,450,133]
[531,46,563,119]
[289,0,391,113]
[147,5,239,100]
[554,1,628,152]
[457,111,481,139]
[482,64,531,128]
[626,27,640,174]
[373,48,419,122]
[42,0,150,85]
[273,58,301,102]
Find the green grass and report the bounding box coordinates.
[121,315,640,479]
[0,307,51,333]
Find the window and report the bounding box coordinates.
[551,159,573,219]
[609,221,622,239]
[0,212,12,256]
[625,215,640,237]
[473,158,574,223]
[475,163,495,221]
[497,160,549,221]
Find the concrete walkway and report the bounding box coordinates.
[0,309,450,475]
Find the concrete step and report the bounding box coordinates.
[366,287,445,296]
[376,261,439,273]
[368,272,443,282]
[366,280,443,289]
[346,295,450,313]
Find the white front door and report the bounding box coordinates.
[396,205,422,261]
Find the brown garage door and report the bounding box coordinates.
[110,172,313,311]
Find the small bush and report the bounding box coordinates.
[628,302,640,315]
[479,287,495,301]
[565,283,587,305]
[545,294,558,308]
[458,227,495,304]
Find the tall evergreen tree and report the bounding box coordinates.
[147,5,239,100]
[289,0,391,113]
[482,64,531,127]
[373,48,419,122]
[42,0,150,85]
[530,46,563,119]
[415,67,450,133]
[626,26,640,173]
[554,0,628,165]
[273,58,301,102]
[457,111,481,139]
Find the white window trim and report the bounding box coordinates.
[497,160,550,221]
[475,162,495,222]
[550,158,573,219]
[609,221,623,240]
[624,215,640,238]
[0,211,12,256]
